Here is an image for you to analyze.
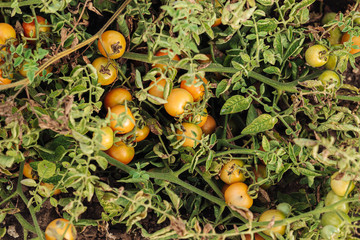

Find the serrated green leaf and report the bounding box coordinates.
[220,95,252,115]
[241,114,278,135]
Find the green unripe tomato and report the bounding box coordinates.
[258,209,286,236]
[318,70,340,88]
[322,12,337,25]
[305,45,329,68]
[324,190,350,214]
[321,225,340,240]
[327,27,342,45]
[276,203,291,217]
[321,211,343,227]
[325,55,337,70]
[330,172,355,197]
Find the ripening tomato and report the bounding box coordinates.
[23,16,50,38]
[224,182,253,209]
[244,233,265,240]
[19,62,53,78]
[186,108,208,127]
[341,32,360,55]
[305,45,329,67]
[201,115,216,135]
[0,69,12,85]
[107,105,135,134]
[99,127,114,151]
[164,88,194,117]
[106,141,135,164]
[258,209,286,236]
[176,122,202,148]
[148,77,167,99]
[180,76,208,102]
[98,30,126,59]
[92,57,118,86]
[103,87,132,109]
[23,159,37,180]
[330,172,355,197]
[45,218,77,240]
[134,125,150,142]
[152,49,180,72]
[324,190,350,214]
[219,160,246,184]
[0,23,16,45]
[40,182,61,196]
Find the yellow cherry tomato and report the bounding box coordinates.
[134,125,150,142]
[99,126,114,151]
[107,105,135,134]
[201,115,216,135]
[0,23,16,45]
[98,30,126,59]
[224,182,253,209]
[103,87,132,109]
[23,159,37,180]
[176,122,202,148]
[164,88,194,117]
[45,218,76,240]
[92,57,118,86]
[258,209,286,236]
[106,141,135,165]
[305,45,328,67]
[219,160,246,184]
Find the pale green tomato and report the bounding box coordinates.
[330,172,355,197]
[305,45,329,68]
[324,190,349,214]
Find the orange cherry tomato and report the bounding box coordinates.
[19,62,53,78]
[45,218,77,240]
[0,69,12,85]
[341,32,360,55]
[99,127,114,151]
[92,57,118,86]
[220,160,246,184]
[107,105,135,134]
[212,18,222,27]
[180,76,208,102]
[148,77,167,99]
[134,125,150,142]
[40,182,61,196]
[104,88,132,109]
[253,164,270,189]
[244,233,265,240]
[224,182,253,209]
[186,108,208,127]
[176,122,202,148]
[23,159,37,180]
[201,115,216,135]
[164,88,194,117]
[152,49,180,72]
[0,23,16,45]
[23,16,51,38]
[98,30,126,59]
[106,141,135,164]
[258,209,286,236]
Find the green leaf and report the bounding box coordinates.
[21,179,37,187]
[37,160,56,179]
[241,114,278,135]
[263,66,281,76]
[94,155,108,170]
[215,79,231,97]
[246,104,258,125]
[262,136,270,151]
[220,95,252,115]
[165,187,182,211]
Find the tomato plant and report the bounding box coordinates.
[321,211,344,228]
[98,30,126,59]
[164,88,194,117]
[92,57,118,86]
[0,69,12,85]
[176,122,202,148]
[258,209,286,236]
[305,45,329,67]
[45,218,76,240]
[106,141,135,165]
[224,182,253,209]
[318,70,340,88]
[22,16,50,38]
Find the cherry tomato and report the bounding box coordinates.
[305,45,329,68]
[23,159,37,180]
[201,115,216,135]
[98,30,126,59]
[107,105,135,134]
[103,87,132,109]
[186,108,208,127]
[321,211,344,228]
[318,70,340,88]
[341,32,360,55]
[0,23,16,45]
[258,209,286,236]
[321,12,337,25]
[253,164,270,189]
[330,172,355,197]
[23,16,50,38]
[176,122,202,148]
[40,182,61,196]
[325,55,337,70]
[164,88,194,117]
[152,49,180,72]
[134,125,150,142]
[219,160,246,184]
[224,182,253,209]
[244,233,265,240]
[0,69,12,85]
[19,62,53,78]
[106,141,135,164]
[324,190,349,214]
[45,218,77,240]
[99,126,114,151]
[321,13,342,45]
[180,76,208,102]
[92,57,118,86]
[320,225,340,240]
[148,77,167,99]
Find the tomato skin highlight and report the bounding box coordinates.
[201,115,216,135]
[152,49,180,72]
[224,182,253,209]
[219,160,246,184]
[0,23,16,45]
[92,57,118,86]
[164,88,194,117]
[107,105,135,134]
[104,88,132,109]
[258,209,286,236]
[106,141,135,164]
[23,16,50,38]
[45,218,76,240]
[98,30,126,59]
[176,122,202,148]
[305,45,328,68]
[341,32,360,55]
[180,76,208,102]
